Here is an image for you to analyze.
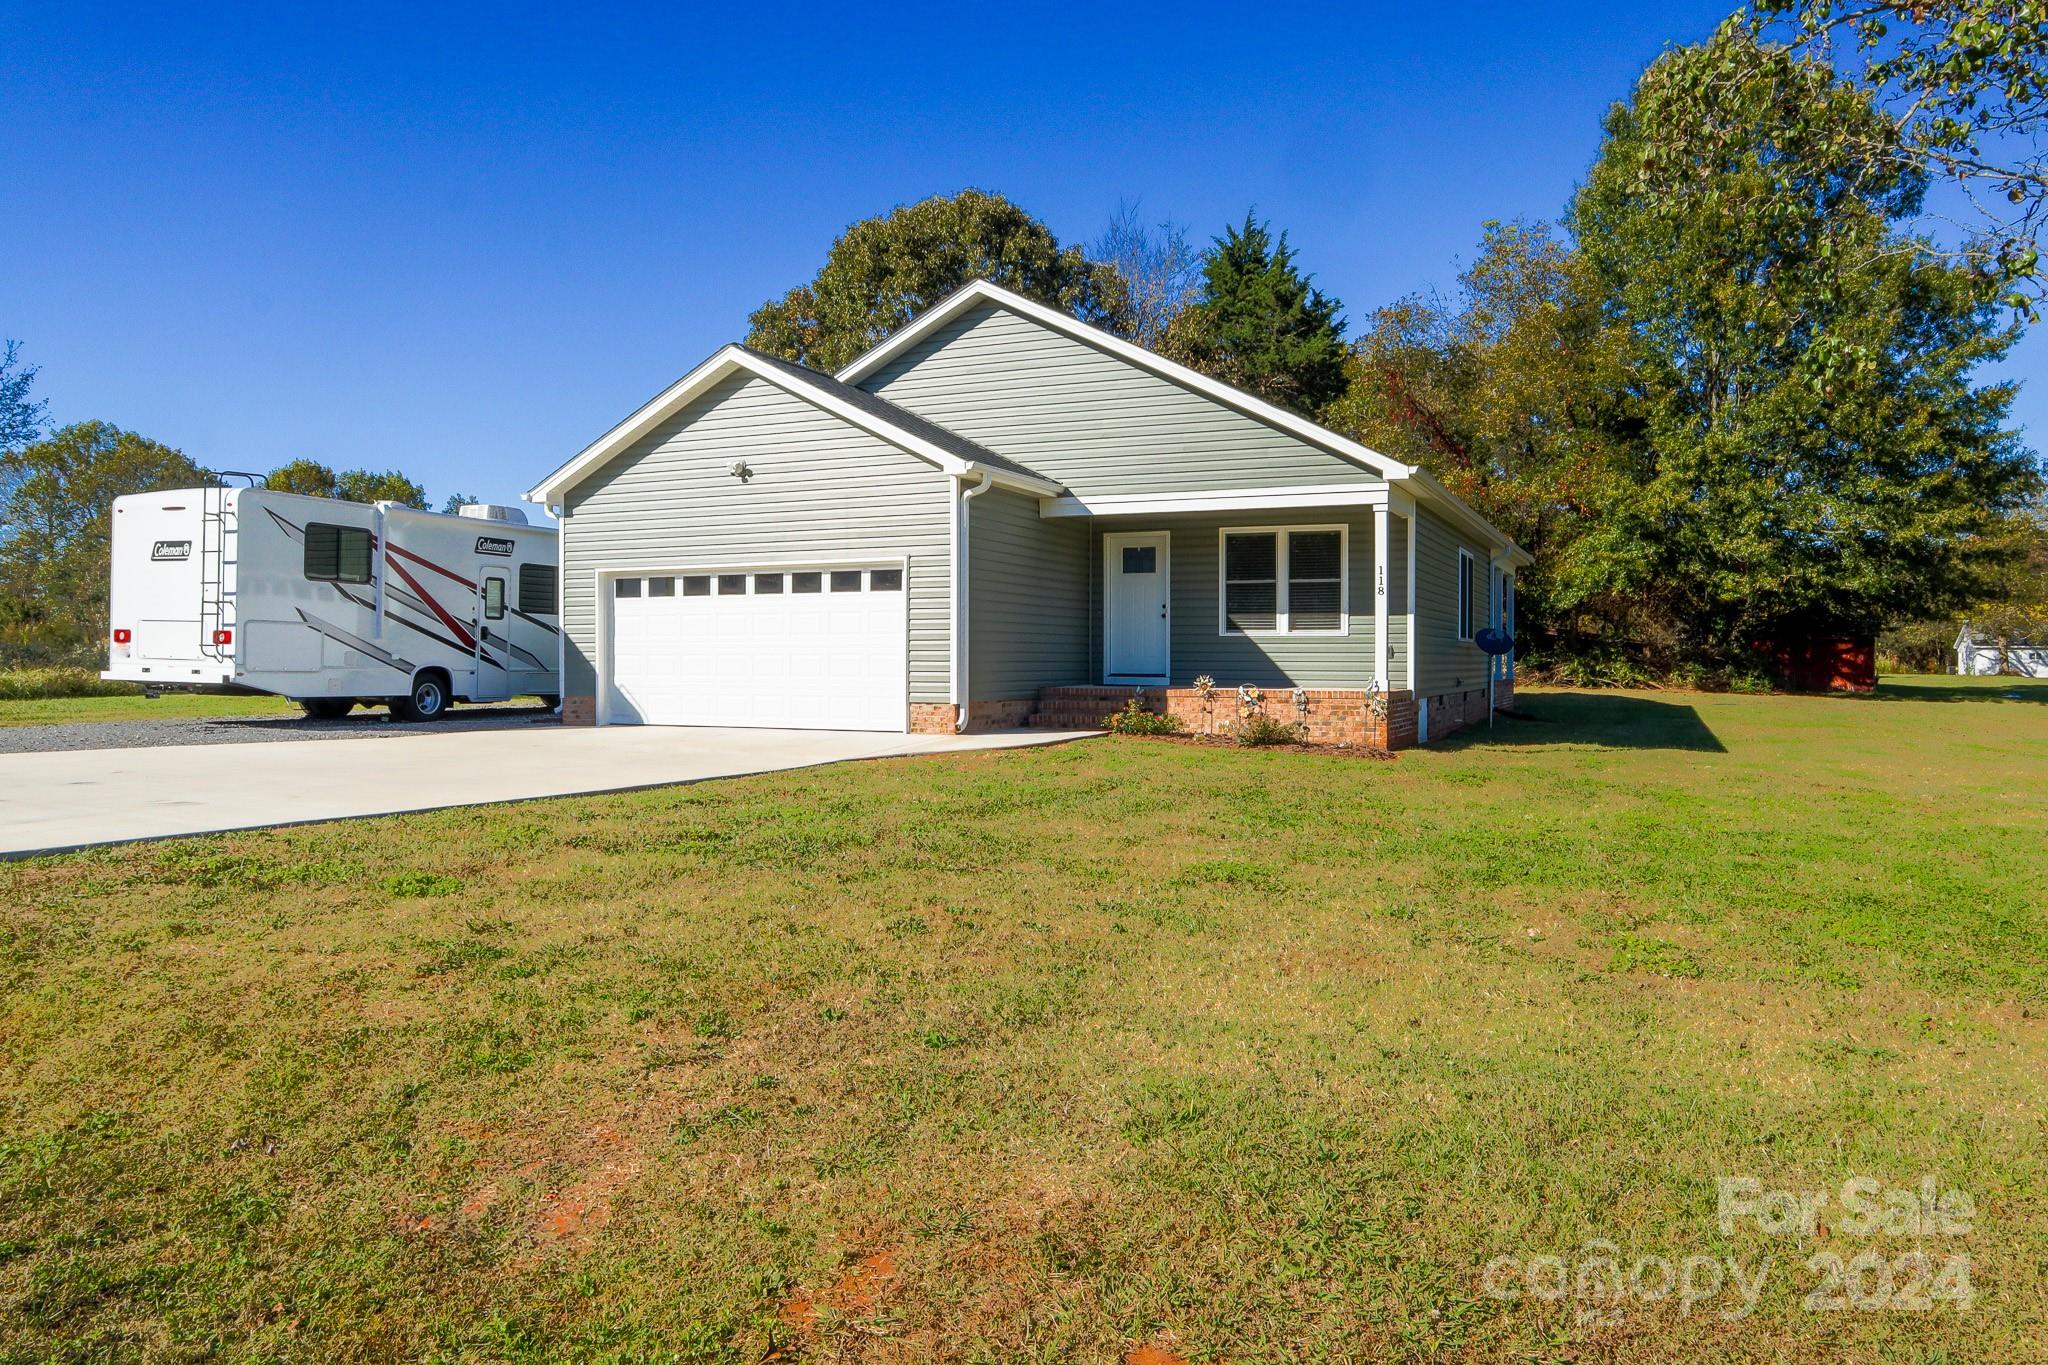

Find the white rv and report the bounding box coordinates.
[103,485,559,720]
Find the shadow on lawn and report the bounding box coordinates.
[1443,691,1727,753]
[1861,678,2048,704]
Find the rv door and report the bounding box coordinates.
[472,564,511,702]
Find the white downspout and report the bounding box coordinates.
[551,503,566,716]
[954,470,995,732]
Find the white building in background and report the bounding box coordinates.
[1955,626,2048,678]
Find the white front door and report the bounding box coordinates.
[1104,531,1170,684]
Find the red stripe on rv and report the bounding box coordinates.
[384,542,476,589]
[383,553,475,650]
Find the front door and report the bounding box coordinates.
[1104,531,1170,684]
[472,565,511,701]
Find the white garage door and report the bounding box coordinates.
[605,566,908,730]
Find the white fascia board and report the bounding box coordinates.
[525,345,1059,503]
[836,279,1415,482]
[1040,483,1388,519]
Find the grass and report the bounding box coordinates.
[2,676,2045,1362]
[0,692,295,726]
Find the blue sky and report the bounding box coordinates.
[4,3,2038,513]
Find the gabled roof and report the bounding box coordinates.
[836,278,1531,567]
[525,343,1063,505]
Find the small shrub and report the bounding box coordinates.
[1233,713,1303,747]
[382,871,464,898]
[0,667,141,701]
[1103,699,1181,736]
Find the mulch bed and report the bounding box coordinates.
[1117,731,1398,760]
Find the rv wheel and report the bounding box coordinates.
[300,698,354,721]
[393,673,450,722]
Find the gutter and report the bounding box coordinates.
[954,469,996,732]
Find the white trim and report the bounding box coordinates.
[1403,506,1418,692]
[593,554,912,731]
[526,344,1061,504]
[952,471,994,728]
[838,280,1414,481]
[1041,483,1387,518]
[1456,548,1476,642]
[1102,530,1172,685]
[1372,503,1390,690]
[1216,524,1350,638]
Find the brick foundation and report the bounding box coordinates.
[562,695,596,726]
[910,699,1038,734]
[1036,685,1411,748]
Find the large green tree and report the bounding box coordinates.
[263,459,428,509]
[1162,214,1349,416]
[1329,222,1641,659]
[746,189,1124,371]
[0,421,207,664]
[1569,29,2040,661]
[0,341,46,455]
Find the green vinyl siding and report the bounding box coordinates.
[1413,506,1494,697]
[558,372,952,702]
[968,486,1090,698]
[1086,511,1381,689]
[861,302,1380,498]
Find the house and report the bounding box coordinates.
[1956,626,2048,678]
[524,280,1530,748]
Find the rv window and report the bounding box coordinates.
[483,577,506,619]
[305,523,372,584]
[518,563,557,614]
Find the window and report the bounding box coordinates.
[717,574,747,595]
[1223,532,1276,632]
[830,570,862,592]
[1457,550,1475,641]
[304,522,372,584]
[1220,527,1346,635]
[682,575,710,596]
[869,568,902,591]
[518,563,556,615]
[614,577,641,598]
[1121,545,1157,574]
[792,572,822,593]
[647,576,675,597]
[483,577,506,619]
[754,573,783,594]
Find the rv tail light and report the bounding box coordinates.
[213,628,233,645]
[113,629,132,644]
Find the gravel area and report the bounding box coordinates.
[0,703,559,755]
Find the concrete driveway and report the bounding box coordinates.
[1,724,1094,857]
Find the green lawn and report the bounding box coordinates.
[3,677,2044,1362]
[0,692,296,727]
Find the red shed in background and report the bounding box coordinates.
[1753,637,1877,692]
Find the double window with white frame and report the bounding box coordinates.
[1220,525,1347,635]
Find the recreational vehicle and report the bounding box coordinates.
[103,486,559,719]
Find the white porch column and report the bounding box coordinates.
[1372,502,1390,689]
[1405,508,1418,692]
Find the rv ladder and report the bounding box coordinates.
[197,485,237,659]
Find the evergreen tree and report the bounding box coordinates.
[1163,213,1349,416]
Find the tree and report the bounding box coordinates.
[0,422,207,664]
[0,341,46,455]
[1569,29,2041,663]
[1162,213,1349,416]
[1094,201,1201,349]
[440,493,480,515]
[746,189,1125,371]
[1742,2,2048,311]
[1327,222,1640,660]
[262,460,429,509]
